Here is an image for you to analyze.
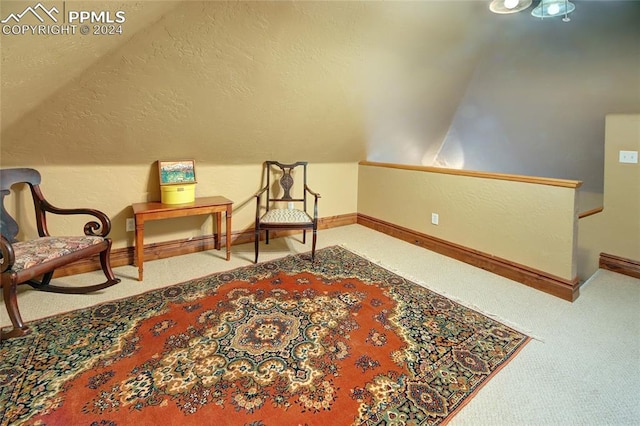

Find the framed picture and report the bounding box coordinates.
[158,160,197,185]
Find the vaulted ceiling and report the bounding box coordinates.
[2,1,639,191]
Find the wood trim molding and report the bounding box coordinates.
[53,210,586,302]
[359,160,583,189]
[53,213,358,278]
[599,253,640,279]
[357,213,580,302]
[578,206,604,219]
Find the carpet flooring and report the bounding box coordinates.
[1,225,639,425]
[1,245,529,425]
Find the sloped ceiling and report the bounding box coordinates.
[1,1,639,192]
[1,1,181,130]
[0,1,489,165]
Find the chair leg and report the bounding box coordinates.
[311,228,317,261]
[254,228,260,263]
[35,243,121,294]
[99,241,120,287]
[303,230,306,244]
[266,230,270,244]
[1,278,30,340]
[26,271,54,289]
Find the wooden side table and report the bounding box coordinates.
[131,196,233,281]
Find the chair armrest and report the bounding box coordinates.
[305,185,321,220]
[304,185,321,199]
[254,186,268,221]
[0,235,16,273]
[38,199,112,237]
[254,186,268,199]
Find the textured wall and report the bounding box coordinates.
[1,1,369,165]
[578,114,640,278]
[2,1,367,249]
[3,1,637,185]
[0,1,637,272]
[0,1,180,132]
[4,162,358,250]
[357,164,578,280]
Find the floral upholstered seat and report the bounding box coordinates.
[9,236,105,272]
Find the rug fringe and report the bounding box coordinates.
[336,243,545,342]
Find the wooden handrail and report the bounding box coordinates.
[359,161,583,189]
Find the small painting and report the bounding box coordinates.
[158,160,197,185]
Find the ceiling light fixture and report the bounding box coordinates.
[489,0,574,22]
[531,0,575,21]
[489,0,533,14]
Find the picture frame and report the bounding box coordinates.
[158,160,197,186]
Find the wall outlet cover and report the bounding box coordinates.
[619,150,638,164]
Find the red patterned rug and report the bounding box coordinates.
[1,246,529,425]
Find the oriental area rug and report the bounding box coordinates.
[1,246,530,425]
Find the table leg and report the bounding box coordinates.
[135,218,144,281]
[215,211,222,250]
[226,207,232,261]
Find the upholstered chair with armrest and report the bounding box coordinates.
[254,161,320,263]
[0,168,121,340]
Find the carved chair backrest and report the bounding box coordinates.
[265,161,308,212]
[0,168,44,243]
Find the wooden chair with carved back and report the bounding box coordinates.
[254,161,320,263]
[0,168,121,340]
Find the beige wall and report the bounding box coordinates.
[4,1,637,189]
[358,164,579,281]
[1,2,636,284]
[5,162,359,250]
[578,114,640,278]
[1,1,373,166]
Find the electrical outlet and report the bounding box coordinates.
[126,218,135,232]
[431,213,439,225]
[619,150,638,164]
[288,202,294,210]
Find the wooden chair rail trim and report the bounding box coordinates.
[359,161,583,189]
